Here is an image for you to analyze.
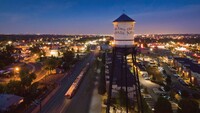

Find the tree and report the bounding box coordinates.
[180,90,189,98]
[169,90,176,100]
[5,45,15,53]
[39,50,46,59]
[192,93,200,99]
[29,45,41,54]
[62,50,75,70]
[19,69,36,88]
[154,96,173,113]
[44,57,60,74]
[178,99,200,113]
[0,84,6,93]
[164,85,170,92]
[6,80,23,95]
[0,50,15,69]
[26,82,39,99]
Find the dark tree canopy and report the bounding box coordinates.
[180,90,190,98]
[29,45,41,54]
[0,46,15,69]
[44,57,61,73]
[154,96,173,113]
[6,80,23,95]
[19,69,36,88]
[178,99,200,113]
[62,50,75,70]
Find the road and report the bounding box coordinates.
[40,51,98,113]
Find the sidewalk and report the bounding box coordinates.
[89,78,102,113]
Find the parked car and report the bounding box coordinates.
[178,79,189,86]
[153,88,166,95]
[173,74,179,78]
[142,94,152,99]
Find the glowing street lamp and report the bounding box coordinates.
[15,67,20,71]
[111,41,115,47]
[14,67,20,80]
[191,77,194,84]
[8,41,12,44]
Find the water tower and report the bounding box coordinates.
[113,13,135,47]
[106,14,143,113]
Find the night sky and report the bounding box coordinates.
[0,0,200,34]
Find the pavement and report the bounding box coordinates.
[89,74,102,113]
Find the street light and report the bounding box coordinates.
[191,77,194,84]
[15,67,20,72]
[8,41,12,44]
[14,67,20,80]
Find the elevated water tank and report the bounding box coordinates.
[113,14,135,47]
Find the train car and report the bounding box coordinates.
[65,63,90,99]
[65,84,76,98]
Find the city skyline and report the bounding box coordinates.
[0,0,200,34]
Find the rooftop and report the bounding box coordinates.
[113,13,135,22]
[0,94,23,111]
[174,57,200,74]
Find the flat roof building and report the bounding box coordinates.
[0,94,23,112]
